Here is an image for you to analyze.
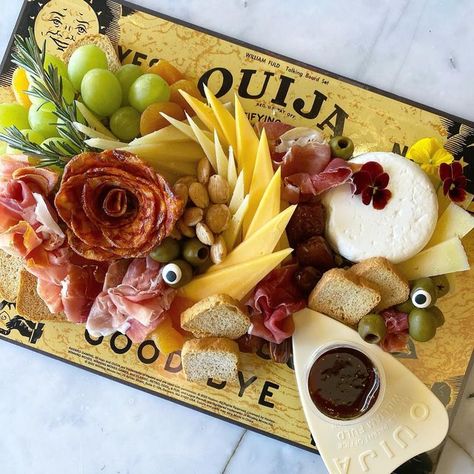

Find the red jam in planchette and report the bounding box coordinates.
[308,347,380,420]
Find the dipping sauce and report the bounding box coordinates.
[308,347,380,420]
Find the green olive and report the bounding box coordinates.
[162,259,193,288]
[409,308,437,342]
[395,299,415,313]
[329,135,354,160]
[150,237,180,263]
[410,277,437,309]
[429,306,445,328]
[432,275,450,298]
[358,313,387,344]
[182,238,210,267]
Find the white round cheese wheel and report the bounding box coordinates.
[323,152,438,263]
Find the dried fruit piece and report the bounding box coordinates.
[294,266,323,295]
[151,317,186,354]
[269,339,291,364]
[189,182,210,208]
[286,200,326,247]
[295,236,334,270]
[237,334,264,353]
[196,222,214,246]
[208,174,231,204]
[170,79,202,115]
[140,101,185,135]
[12,67,31,108]
[183,207,204,226]
[205,204,231,234]
[148,60,184,85]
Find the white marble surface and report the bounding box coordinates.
[1,0,473,473]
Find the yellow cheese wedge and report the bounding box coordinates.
[235,94,259,191]
[203,84,237,152]
[179,248,293,301]
[227,146,238,190]
[397,237,470,280]
[158,113,213,143]
[179,90,227,146]
[229,171,245,214]
[246,167,281,238]
[223,194,249,250]
[121,141,205,162]
[186,113,218,170]
[426,203,474,248]
[214,130,228,178]
[209,205,296,272]
[243,129,275,236]
[75,101,116,139]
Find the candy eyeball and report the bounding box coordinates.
[162,263,182,285]
[410,277,437,309]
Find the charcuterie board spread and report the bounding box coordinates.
[0,0,473,458]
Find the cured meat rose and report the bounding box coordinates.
[246,265,306,344]
[86,257,176,343]
[55,150,184,261]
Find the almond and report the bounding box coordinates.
[196,222,214,246]
[183,207,204,227]
[173,183,188,207]
[210,235,227,264]
[177,219,196,238]
[189,182,210,208]
[197,158,212,185]
[169,226,182,240]
[205,204,231,234]
[175,175,197,187]
[208,175,230,204]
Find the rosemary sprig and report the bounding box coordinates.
[0,27,94,166]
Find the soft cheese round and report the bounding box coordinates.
[323,152,438,264]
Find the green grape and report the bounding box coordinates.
[29,75,75,107]
[115,64,143,106]
[41,137,76,155]
[81,69,122,117]
[28,102,58,138]
[44,54,68,79]
[109,106,140,141]
[128,73,170,112]
[68,44,108,90]
[6,128,46,154]
[0,103,30,132]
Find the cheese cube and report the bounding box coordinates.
[427,203,474,248]
[179,248,293,301]
[397,237,469,280]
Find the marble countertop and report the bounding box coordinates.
[0,0,473,473]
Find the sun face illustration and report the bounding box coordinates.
[34,0,100,54]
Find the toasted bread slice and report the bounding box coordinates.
[350,257,409,311]
[181,294,250,339]
[181,337,239,382]
[0,251,23,302]
[16,269,66,322]
[308,268,381,325]
[62,34,121,72]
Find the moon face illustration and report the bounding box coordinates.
[34,0,100,54]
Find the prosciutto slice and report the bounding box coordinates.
[379,308,410,353]
[86,257,176,343]
[246,265,306,344]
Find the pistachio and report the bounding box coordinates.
[197,158,212,185]
[196,222,215,246]
[177,219,196,238]
[205,204,231,234]
[189,182,210,208]
[208,174,231,204]
[210,235,227,265]
[183,207,204,227]
[173,182,188,207]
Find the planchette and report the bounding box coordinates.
[292,309,449,474]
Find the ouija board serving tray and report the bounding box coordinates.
[0,0,473,462]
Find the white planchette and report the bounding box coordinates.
[292,309,449,474]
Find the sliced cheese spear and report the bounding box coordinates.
[179,89,227,146]
[229,171,246,214]
[75,100,116,139]
[203,84,237,152]
[185,112,218,171]
[235,94,259,191]
[179,248,293,301]
[245,166,281,238]
[223,194,249,250]
[227,146,238,190]
[243,128,274,236]
[159,113,213,143]
[213,130,228,178]
[209,205,296,272]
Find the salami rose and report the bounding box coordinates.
[55,150,183,261]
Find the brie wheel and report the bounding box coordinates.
[323,152,438,263]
